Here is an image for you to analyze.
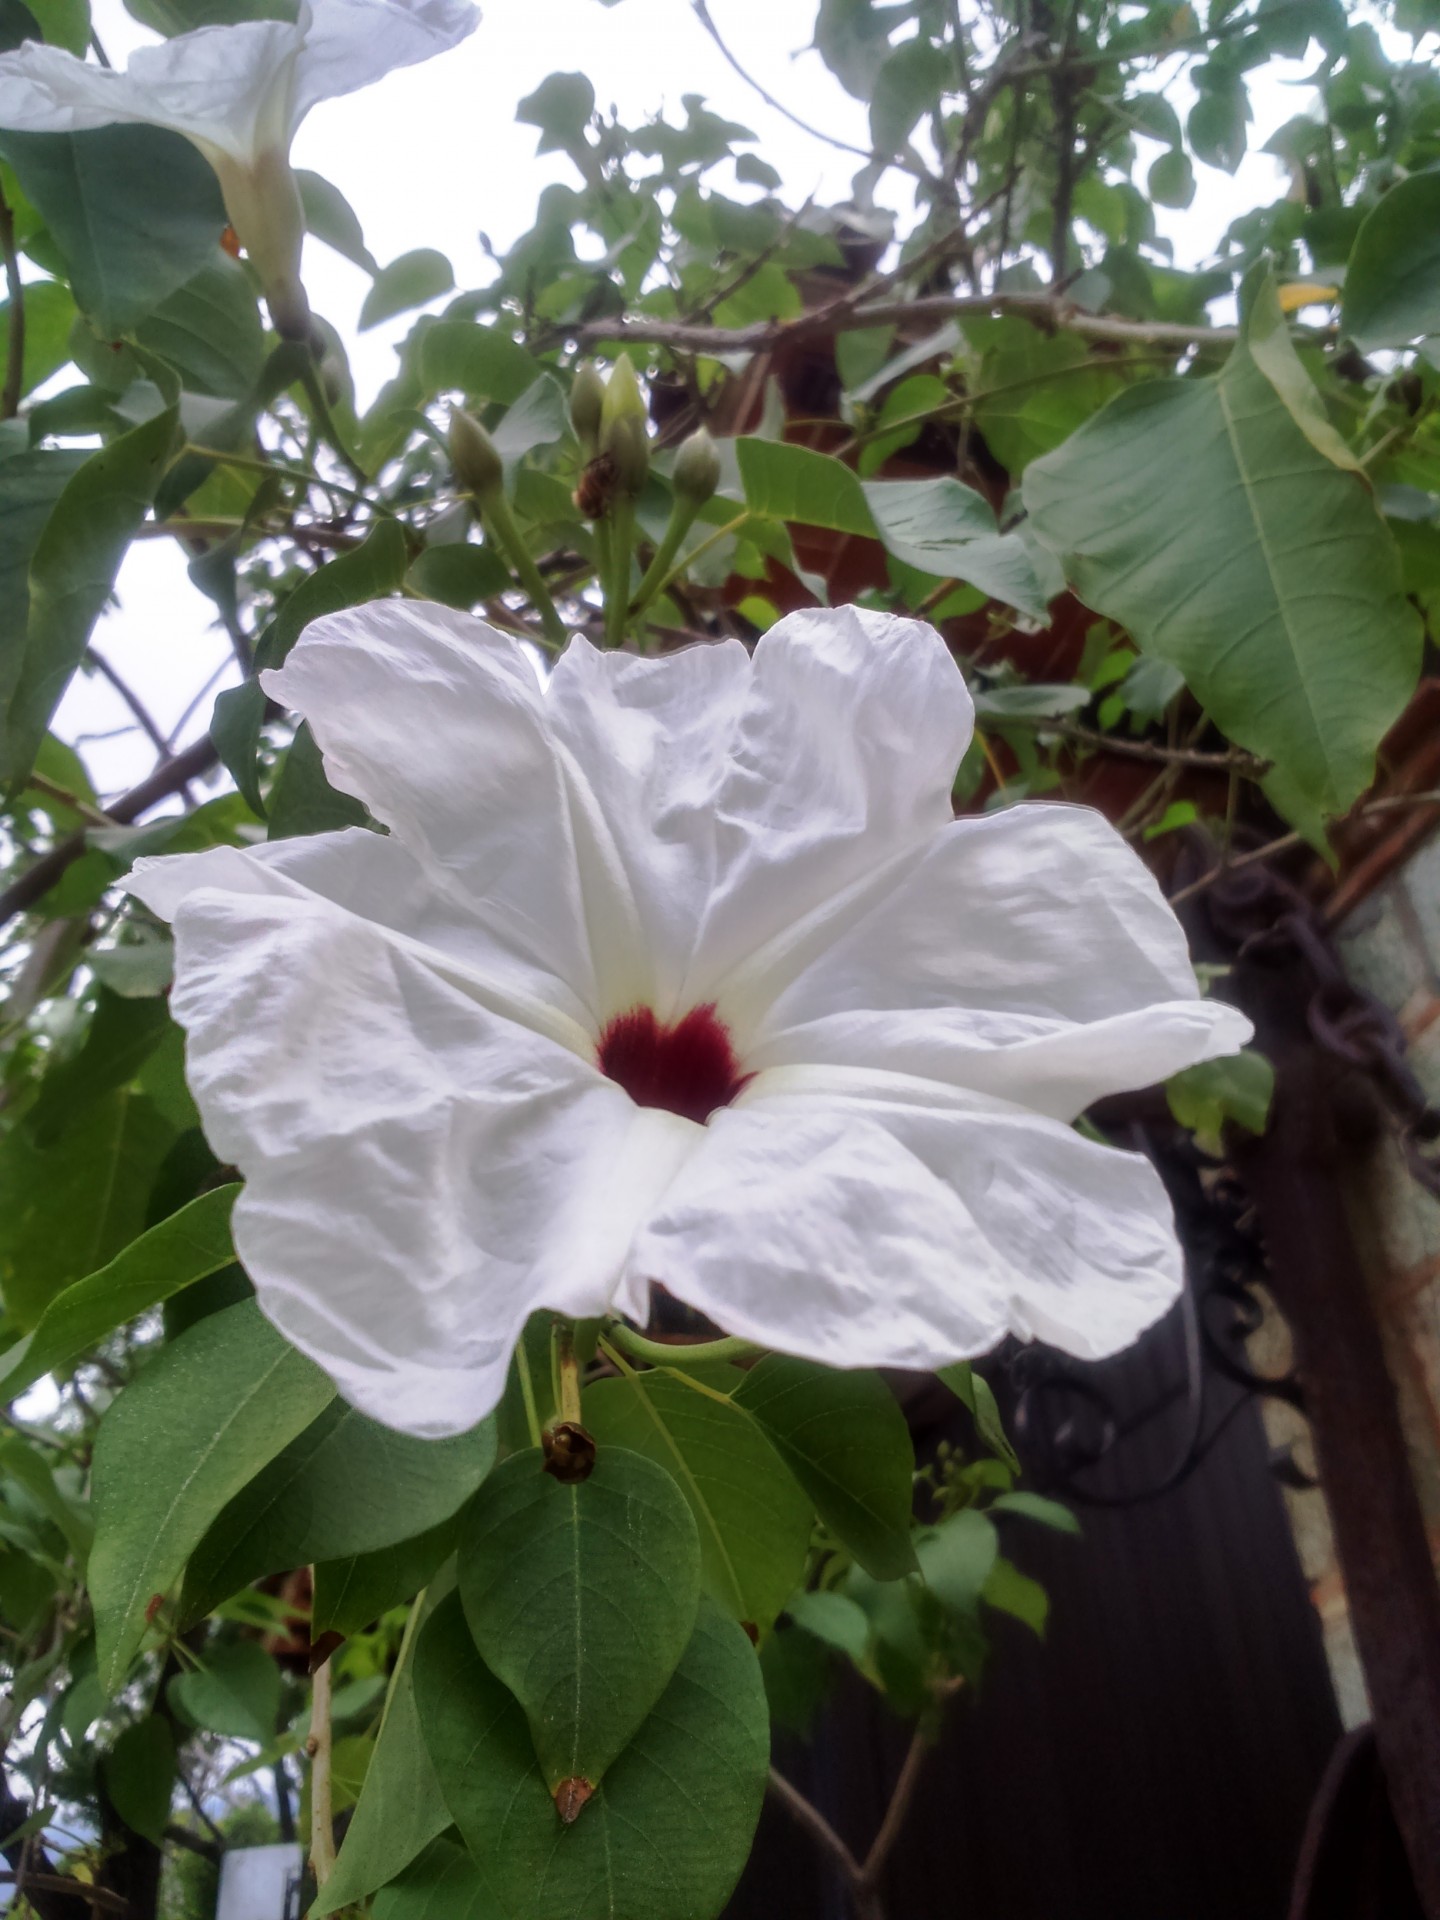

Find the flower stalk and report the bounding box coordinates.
[631,427,721,618]
[450,408,568,648]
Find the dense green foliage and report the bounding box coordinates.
[1,0,1436,1910]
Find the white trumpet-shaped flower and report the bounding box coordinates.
[129,606,1251,1438]
[0,0,478,337]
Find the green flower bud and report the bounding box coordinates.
[672,426,720,506]
[569,360,606,454]
[599,353,650,497]
[448,406,504,503]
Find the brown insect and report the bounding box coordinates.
[573,451,619,521]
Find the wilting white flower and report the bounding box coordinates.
[130,606,1250,1438]
[0,0,478,337]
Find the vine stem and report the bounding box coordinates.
[603,1323,760,1368]
[554,1321,583,1426]
[306,1635,337,1890]
[0,182,24,421]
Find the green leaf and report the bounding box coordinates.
[101,1717,174,1844]
[0,125,226,334]
[1166,1047,1274,1153]
[0,1184,237,1400]
[0,1090,176,1329]
[490,372,568,470]
[971,321,1123,476]
[1188,83,1248,173]
[7,399,179,785]
[785,1588,871,1665]
[937,1362,1019,1472]
[991,1491,1081,1533]
[360,249,455,330]
[22,0,89,53]
[731,1357,917,1581]
[0,1433,90,1556]
[312,1519,458,1639]
[862,477,1050,618]
[0,279,77,398]
[373,1839,503,1920]
[132,254,265,400]
[870,38,952,156]
[182,1401,495,1621]
[415,1590,767,1920]
[584,1371,813,1636]
[516,71,595,152]
[266,721,368,840]
[28,989,170,1143]
[916,1509,998,1614]
[1024,268,1422,825]
[88,1299,334,1691]
[297,169,379,275]
[1342,170,1440,350]
[407,541,511,608]
[982,1555,1049,1635]
[416,320,543,404]
[1148,148,1196,209]
[312,1585,451,1918]
[0,451,86,738]
[457,1446,701,1797]
[735,440,1046,616]
[169,1638,281,1743]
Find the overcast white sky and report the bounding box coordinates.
[56,0,1312,800]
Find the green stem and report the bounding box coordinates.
[298,352,369,488]
[630,498,701,616]
[646,510,749,608]
[482,491,569,648]
[514,1342,543,1450]
[603,1323,761,1368]
[553,1321,582,1426]
[604,495,636,647]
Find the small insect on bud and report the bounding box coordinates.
[599,353,650,498]
[448,406,504,503]
[573,449,619,520]
[569,360,606,455]
[672,425,720,506]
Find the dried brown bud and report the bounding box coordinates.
[542,1420,597,1483]
[554,1777,595,1824]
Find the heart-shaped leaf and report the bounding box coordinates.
[457,1446,700,1802]
[415,1590,767,1920]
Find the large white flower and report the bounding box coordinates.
[0,0,478,337]
[129,605,1251,1438]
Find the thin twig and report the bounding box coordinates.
[858,1722,932,1891]
[1168,790,1440,906]
[691,0,876,165]
[767,1768,862,1884]
[86,652,185,779]
[0,183,24,421]
[26,775,115,830]
[0,733,221,932]
[306,1641,337,1890]
[568,288,1254,358]
[1007,713,1267,775]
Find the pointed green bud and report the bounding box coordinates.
[672,426,720,506]
[448,406,504,503]
[599,354,650,497]
[569,360,606,455]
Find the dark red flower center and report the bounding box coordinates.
[597,1004,750,1125]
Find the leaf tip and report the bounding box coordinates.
[554,1776,595,1825]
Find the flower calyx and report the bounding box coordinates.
[542,1420,597,1483]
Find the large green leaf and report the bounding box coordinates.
[101,1718,175,1844]
[312,1519,458,1639]
[29,990,171,1143]
[1342,171,1440,350]
[415,1590,767,1920]
[168,1638,281,1743]
[735,437,1046,616]
[584,1371,813,1636]
[133,253,266,400]
[0,125,226,335]
[7,399,179,785]
[181,1401,495,1621]
[1024,270,1422,826]
[0,1184,238,1400]
[88,1299,334,1691]
[457,1446,701,1799]
[311,1585,452,1918]
[373,1839,503,1920]
[0,1090,176,1329]
[0,447,87,769]
[731,1357,918,1581]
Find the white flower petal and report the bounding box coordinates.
[261,606,604,1022]
[129,827,596,1051]
[291,0,479,120]
[637,1075,1184,1369]
[731,800,1252,1113]
[684,605,975,1000]
[163,885,697,1436]
[0,23,302,159]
